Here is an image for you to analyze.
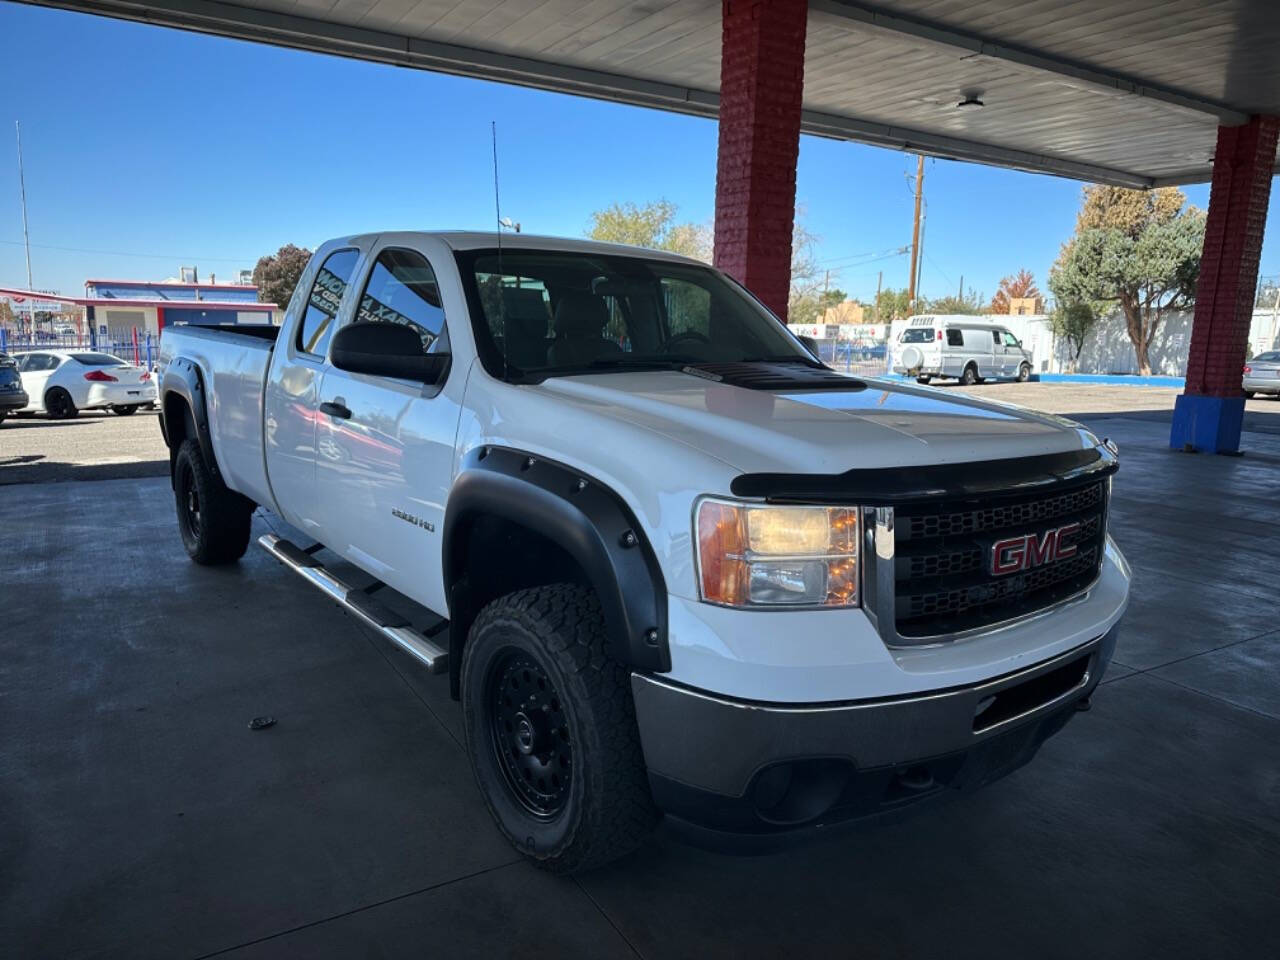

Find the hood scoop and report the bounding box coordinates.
[681,362,866,392]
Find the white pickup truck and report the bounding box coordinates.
[158,232,1129,872]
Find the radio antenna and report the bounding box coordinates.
[491,121,508,379]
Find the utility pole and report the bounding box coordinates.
[958,274,964,303]
[906,154,924,313]
[874,270,883,325]
[15,121,35,333]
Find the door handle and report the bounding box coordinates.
[320,400,352,419]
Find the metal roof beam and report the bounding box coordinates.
[810,1,1249,126]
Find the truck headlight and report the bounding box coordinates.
[695,499,859,608]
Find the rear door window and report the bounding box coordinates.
[70,353,126,366]
[298,248,360,357]
[901,328,933,343]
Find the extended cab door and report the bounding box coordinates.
[314,242,463,612]
[264,241,371,536]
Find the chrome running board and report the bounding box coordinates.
[258,533,449,674]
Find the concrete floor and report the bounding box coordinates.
[2,406,1279,958]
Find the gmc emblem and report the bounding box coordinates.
[990,523,1081,576]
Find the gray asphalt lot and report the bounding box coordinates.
[0,407,169,484]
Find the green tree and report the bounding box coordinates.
[873,287,912,322]
[788,287,848,326]
[1050,301,1097,370]
[927,286,986,315]
[253,244,314,310]
[1049,185,1204,375]
[586,200,711,261]
[0,299,16,332]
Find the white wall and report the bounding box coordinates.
[1054,308,1280,375]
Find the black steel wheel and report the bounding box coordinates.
[461,584,659,873]
[172,438,253,565]
[487,649,573,819]
[45,388,77,420]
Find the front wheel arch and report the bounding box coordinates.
[443,447,670,698]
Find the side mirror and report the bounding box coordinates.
[796,334,821,359]
[330,322,449,384]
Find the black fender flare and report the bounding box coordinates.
[443,446,670,678]
[160,358,219,485]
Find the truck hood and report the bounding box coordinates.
[533,371,1093,474]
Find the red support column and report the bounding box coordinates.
[713,0,808,320]
[1171,115,1279,453]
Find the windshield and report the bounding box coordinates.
[1254,352,1280,362]
[455,248,814,380]
[70,353,127,366]
[900,328,934,343]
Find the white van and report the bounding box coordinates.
[892,315,1034,385]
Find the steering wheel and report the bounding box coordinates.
[665,331,712,352]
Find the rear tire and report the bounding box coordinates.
[461,584,659,873]
[45,388,77,420]
[1017,363,1031,382]
[1243,390,1256,399]
[916,375,932,385]
[112,404,140,416]
[960,364,979,386]
[173,438,253,565]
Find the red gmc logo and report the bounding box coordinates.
[990,523,1081,576]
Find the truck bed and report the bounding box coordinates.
[158,324,279,510]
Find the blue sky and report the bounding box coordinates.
[2,2,1277,307]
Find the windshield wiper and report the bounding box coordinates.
[585,355,704,369]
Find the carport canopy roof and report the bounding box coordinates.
[19,0,1280,187]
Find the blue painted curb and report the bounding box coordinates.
[879,372,1186,388]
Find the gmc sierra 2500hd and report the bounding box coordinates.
[158,232,1129,872]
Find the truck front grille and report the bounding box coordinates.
[892,478,1107,639]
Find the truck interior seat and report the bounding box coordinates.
[548,291,623,367]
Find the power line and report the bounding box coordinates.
[815,244,909,267]
[0,238,258,263]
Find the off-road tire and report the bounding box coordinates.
[45,388,77,420]
[1017,363,1031,382]
[461,584,659,873]
[1243,390,1256,399]
[112,404,140,416]
[960,364,979,386]
[173,438,253,565]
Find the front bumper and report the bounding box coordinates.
[633,625,1116,835]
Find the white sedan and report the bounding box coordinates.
[13,350,158,419]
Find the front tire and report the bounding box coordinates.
[461,584,659,873]
[960,364,979,386]
[45,388,77,420]
[173,438,253,564]
[112,404,140,416]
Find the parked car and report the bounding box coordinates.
[892,315,1034,384]
[835,340,887,363]
[12,350,157,419]
[1243,351,1280,398]
[0,352,29,426]
[158,232,1129,872]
